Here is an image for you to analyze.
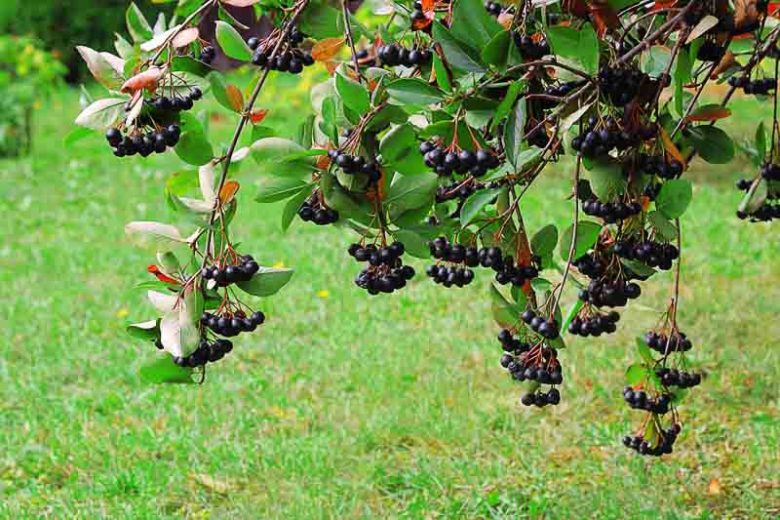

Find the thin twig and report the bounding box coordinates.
[341,0,365,83]
[551,153,581,319]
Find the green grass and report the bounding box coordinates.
[0,84,778,519]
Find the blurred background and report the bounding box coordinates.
[0,2,778,518]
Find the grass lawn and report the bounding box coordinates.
[0,79,778,518]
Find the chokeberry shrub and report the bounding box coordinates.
[75,0,779,456]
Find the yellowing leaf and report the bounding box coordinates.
[120,66,162,94]
[225,84,244,112]
[219,180,240,204]
[659,127,687,170]
[311,37,345,62]
[684,105,731,123]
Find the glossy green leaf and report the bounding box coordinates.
[236,267,294,297]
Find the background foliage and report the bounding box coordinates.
[0,0,169,80]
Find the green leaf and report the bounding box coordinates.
[215,21,252,61]
[503,97,526,168]
[126,2,153,43]
[393,229,430,259]
[480,28,510,67]
[433,53,452,92]
[588,158,626,201]
[450,0,502,50]
[385,173,439,213]
[140,356,194,384]
[127,320,159,341]
[546,25,599,74]
[636,337,655,364]
[386,78,444,106]
[299,5,343,38]
[281,186,312,231]
[648,211,677,241]
[559,221,602,261]
[175,128,214,166]
[755,121,767,160]
[208,72,243,113]
[432,22,486,74]
[491,81,524,131]
[251,137,310,165]
[561,299,584,333]
[255,176,309,203]
[74,98,127,130]
[687,126,735,164]
[640,46,672,76]
[530,278,552,292]
[625,363,649,386]
[236,267,294,297]
[655,179,692,219]
[379,124,417,164]
[460,187,502,226]
[489,284,520,329]
[335,70,370,115]
[531,224,558,267]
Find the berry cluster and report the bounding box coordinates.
[298,194,339,226]
[568,310,620,337]
[737,202,780,222]
[107,124,181,158]
[581,279,642,307]
[173,338,233,367]
[201,255,260,287]
[598,67,648,106]
[199,45,216,64]
[520,309,560,340]
[760,162,780,181]
[426,237,479,288]
[727,76,777,95]
[435,180,483,202]
[497,328,530,353]
[483,1,504,16]
[377,44,432,67]
[623,387,672,414]
[639,154,684,179]
[145,88,202,113]
[249,27,313,74]
[420,142,501,177]
[697,41,726,62]
[644,330,693,353]
[328,150,382,182]
[614,239,679,271]
[623,423,681,457]
[520,388,561,407]
[571,117,648,157]
[349,242,416,294]
[494,257,539,288]
[503,344,562,382]
[513,34,550,59]
[539,80,586,109]
[656,367,702,389]
[582,199,642,222]
[201,310,265,337]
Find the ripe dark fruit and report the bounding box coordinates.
[350,241,415,294]
[201,254,260,287]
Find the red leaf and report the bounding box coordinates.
[250,109,268,124]
[147,265,179,284]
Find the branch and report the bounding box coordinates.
[551,153,581,318]
[201,0,311,267]
[341,0,365,83]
